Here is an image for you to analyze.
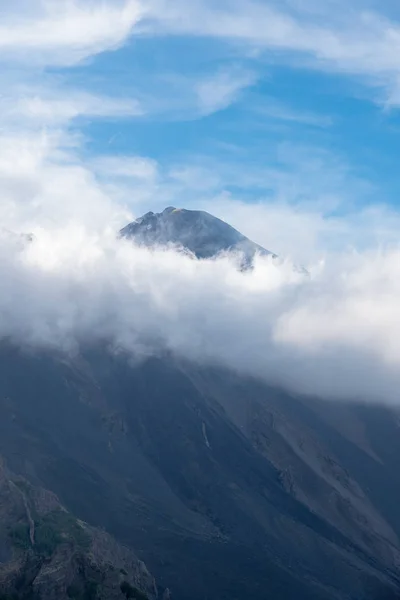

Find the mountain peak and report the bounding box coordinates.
[120,207,275,262]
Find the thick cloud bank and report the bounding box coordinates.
[1,225,400,405]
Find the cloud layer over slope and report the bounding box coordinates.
[2,213,400,405]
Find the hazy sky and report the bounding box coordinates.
[2,0,400,404]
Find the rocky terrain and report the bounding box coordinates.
[120,206,275,263]
[0,458,158,600]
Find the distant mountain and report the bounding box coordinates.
[120,206,276,264]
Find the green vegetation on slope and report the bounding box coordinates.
[9,509,90,558]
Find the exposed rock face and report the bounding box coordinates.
[120,206,275,263]
[0,460,157,600]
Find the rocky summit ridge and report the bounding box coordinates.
[120,206,276,264]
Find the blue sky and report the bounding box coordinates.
[2,0,400,262]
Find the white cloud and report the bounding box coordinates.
[204,198,400,265]
[0,131,132,233]
[4,0,400,111]
[2,219,400,405]
[0,2,144,138]
[195,68,257,115]
[144,0,400,106]
[0,0,144,66]
[124,65,258,120]
[0,90,143,128]
[255,99,333,128]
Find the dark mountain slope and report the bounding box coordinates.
[0,345,400,600]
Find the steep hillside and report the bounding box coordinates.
[0,458,158,600]
[0,344,400,600]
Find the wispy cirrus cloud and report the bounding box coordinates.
[0,88,143,129]
[0,0,145,66]
[143,0,400,106]
[194,68,258,116]
[254,99,333,128]
[0,1,145,149]
[127,65,258,120]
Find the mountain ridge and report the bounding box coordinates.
[120,206,276,264]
